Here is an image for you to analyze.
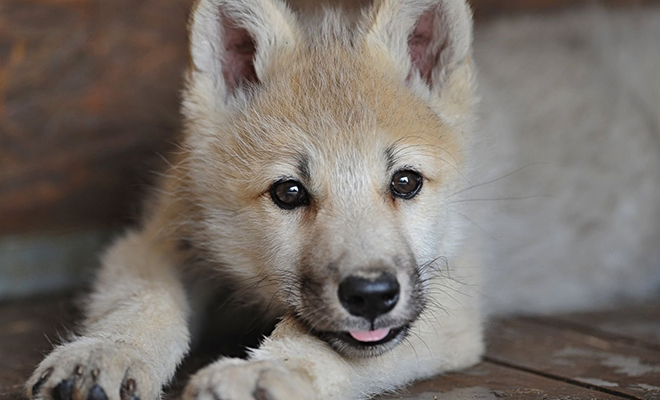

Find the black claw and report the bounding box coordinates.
[253,387,274,400]
[87,385,108,400]
[52,379,74,400]
[32,368,54,397]
[120,379,137,400]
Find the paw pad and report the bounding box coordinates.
[253,387,275,400]
[120,378,140,400]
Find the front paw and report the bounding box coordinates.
[183,359,315,400]
[27,338,158,400]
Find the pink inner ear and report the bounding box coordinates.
[221,14,258,95]
[407,8,438,86]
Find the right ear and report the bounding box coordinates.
[364,0,473,89]
[185,0,298,111]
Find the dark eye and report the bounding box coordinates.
[270,180,310,210]
[390,170,423,199]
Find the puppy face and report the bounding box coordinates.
[181,0,475,357]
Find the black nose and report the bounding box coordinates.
[338,273,400,320]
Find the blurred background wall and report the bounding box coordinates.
[0,0,658,300]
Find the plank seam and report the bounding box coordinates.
[483,356,644,400]
[521,316,660,352]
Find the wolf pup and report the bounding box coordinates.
[27,0,484,399]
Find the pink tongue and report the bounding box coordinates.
[349,328,390,342]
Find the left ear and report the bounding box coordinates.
[185,0,299,112]
[363,0,473,94]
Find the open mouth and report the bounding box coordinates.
[338,327,405,347]
[315,325,409,354]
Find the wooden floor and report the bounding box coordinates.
[1,295,658,400]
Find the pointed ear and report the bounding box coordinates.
[186,0,298,109]
[364,0,473,94]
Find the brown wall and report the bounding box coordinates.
[0,0,653,235]
[1,0,193,234]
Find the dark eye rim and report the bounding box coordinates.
[390,169,423,200]
[269,179,310,210]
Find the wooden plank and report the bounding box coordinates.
[378,362,625,399]
[486,318,660,399]
[0,296,78,400]
[0,295,638,400]
[544,303,660,349]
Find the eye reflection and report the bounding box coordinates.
[390,170,423,199]
[270,180,309,209]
